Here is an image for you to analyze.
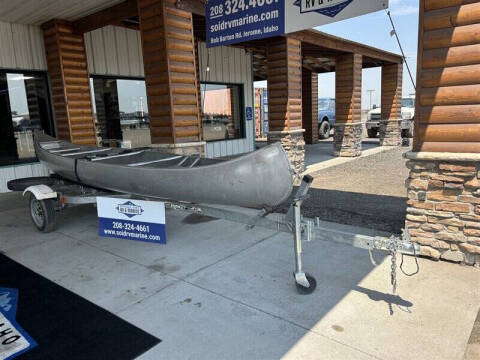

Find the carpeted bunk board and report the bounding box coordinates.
[0,254,161,359]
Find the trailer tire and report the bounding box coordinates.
[295,273,317,295]
[29,195,56,233]
[318,120,331,140]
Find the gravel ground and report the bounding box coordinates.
[279,146,410,234]
[311,146,410,197]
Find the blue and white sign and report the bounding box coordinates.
[207,0,284,47]
[246,106,253,121]
[0,312,37,360]
[285,0,388,33]
[206,0,388,47]
[0,288,18,320]
[97,197,167,244]
[0,288,37,360]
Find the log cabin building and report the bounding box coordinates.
[0,0,478,263]
[0,0,403,186]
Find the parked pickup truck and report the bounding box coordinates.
[318,97,335,139]
[366,97,415,138]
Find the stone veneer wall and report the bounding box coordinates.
[150,142,206,156]
[333,123,362,157]
[268,130,305,176]
[405,158,480,265]
[379,119,402,146]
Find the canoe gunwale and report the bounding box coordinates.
[34,132,294,209]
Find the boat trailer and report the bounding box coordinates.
[9,175,420,295]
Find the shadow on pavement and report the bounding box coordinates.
[354,285,414,315]
[278,187,407,234]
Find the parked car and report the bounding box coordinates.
[318,98,335,139]
[366,96,415,138]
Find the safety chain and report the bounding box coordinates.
[386,235,399,294]
[369,228,420,295]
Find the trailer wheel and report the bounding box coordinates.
[295,273,317,295]
[29,195,56,233]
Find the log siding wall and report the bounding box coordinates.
[138,0,201,144]
[335,53,362,124]
[381,63,403,121]
[415,0,480,152]
[302,68,319,144]
[266,37,302,131]
[43,20,97,145]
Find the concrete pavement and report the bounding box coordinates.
[1,192,479,359]
[304,139,382,173]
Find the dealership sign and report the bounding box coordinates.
[97,197,167,244]
[206,0,388,47]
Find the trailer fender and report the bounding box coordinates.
[23,185,58,200]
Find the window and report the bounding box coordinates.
[318,98,335,111]
[90,76,150,148]
[201,83,245,142]
[0,71,54,166]
[402,98,415,108]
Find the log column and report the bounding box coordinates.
[333,53,362,157]
[266,37,305,174]
[302,68,319,144]
[404,0,480,265]
[42,20,97,145]
[380,63,403,146]
[138,0,204,155]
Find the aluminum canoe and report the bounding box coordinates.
[33,132,294,209]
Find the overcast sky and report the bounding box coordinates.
[255,0,419,110]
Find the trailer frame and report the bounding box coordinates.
[10,175,420,295]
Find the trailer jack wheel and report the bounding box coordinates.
[294,272,317,295]
[29,195,56,233]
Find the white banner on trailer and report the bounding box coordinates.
[285,0,389,33]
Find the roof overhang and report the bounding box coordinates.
[188,1,402,80]
[0,0,127,25]
[0,0,402,81]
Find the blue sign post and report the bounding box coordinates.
[97,197,167,244]
[206,0,284,47]
[246,106,253,121]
